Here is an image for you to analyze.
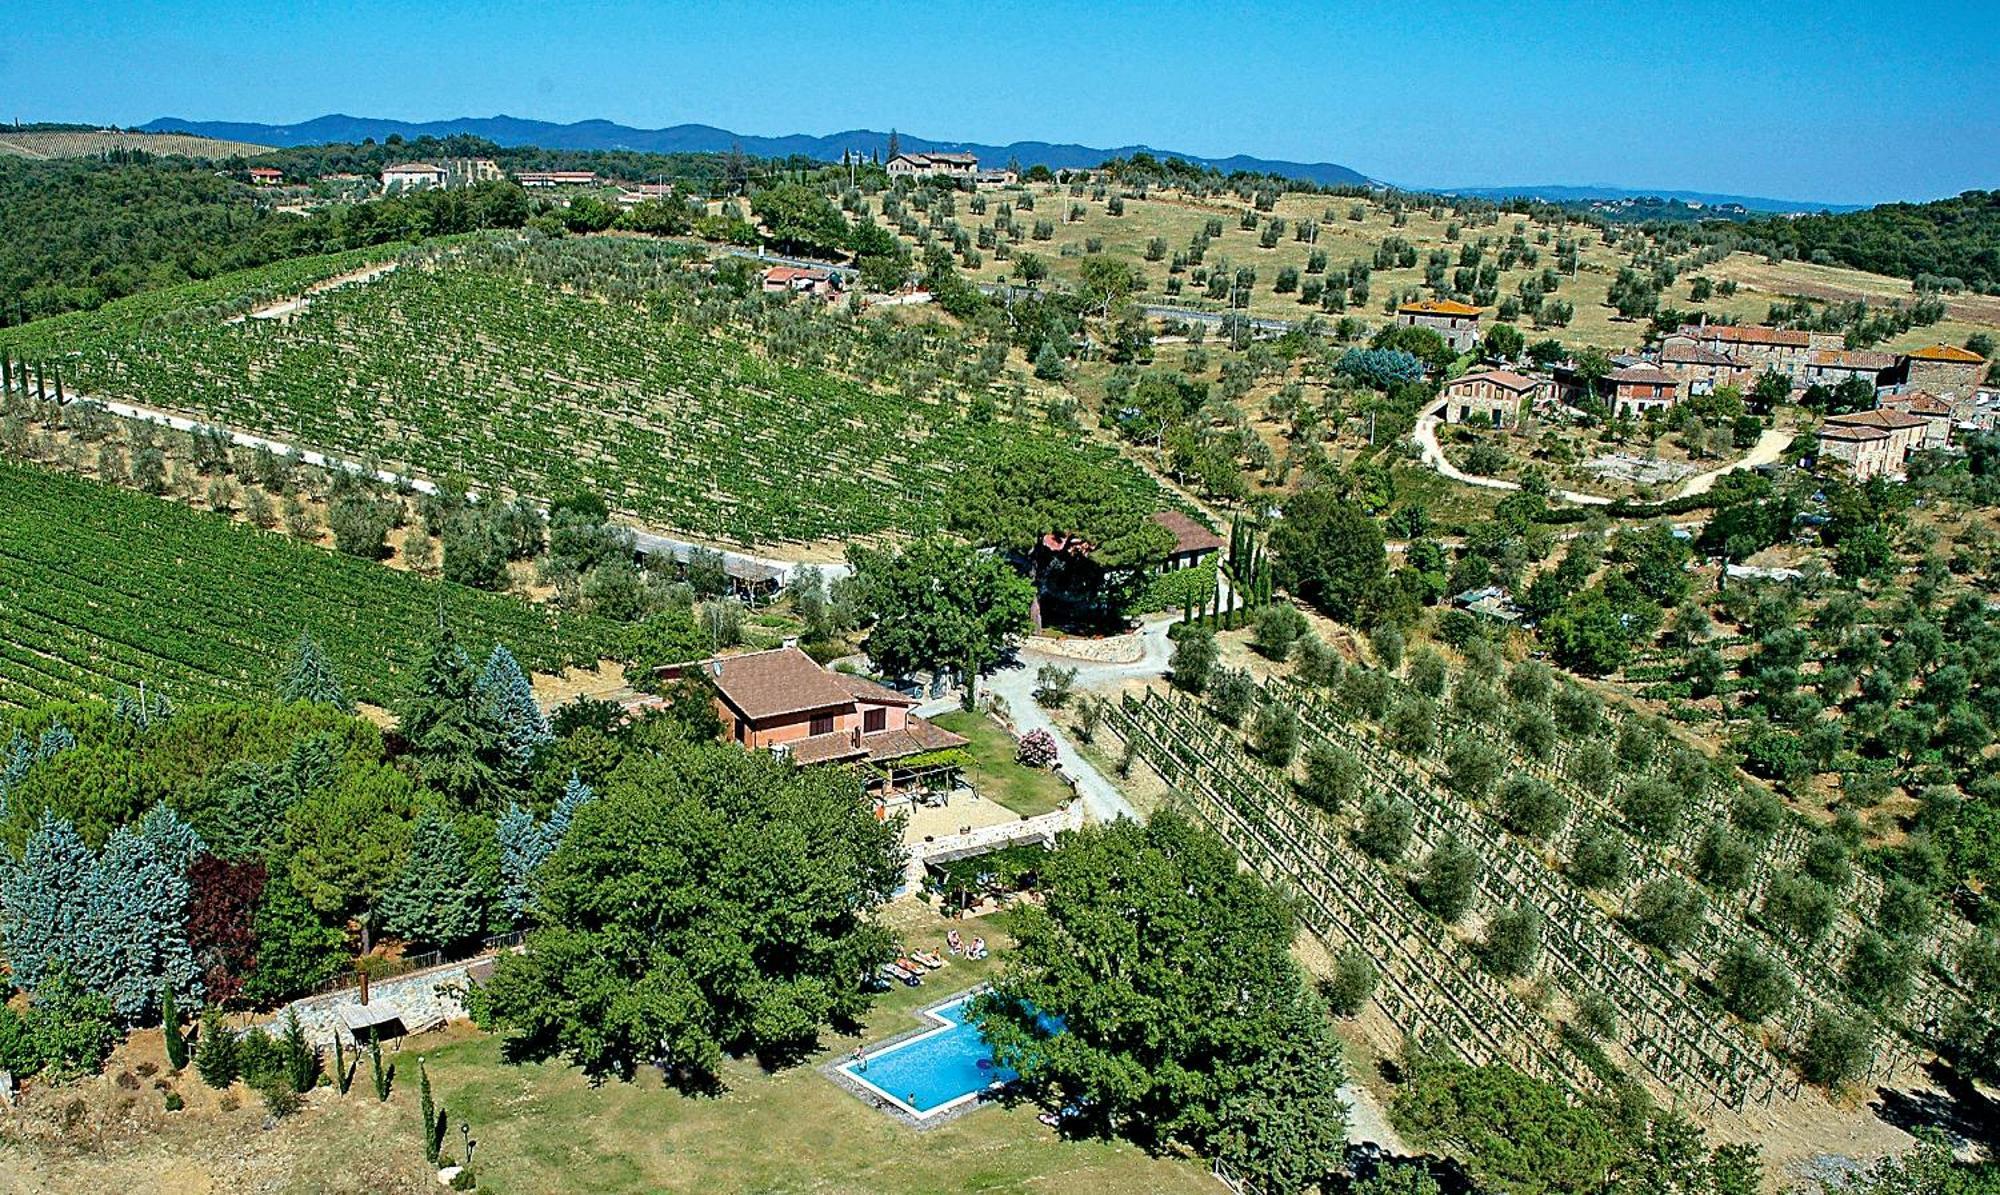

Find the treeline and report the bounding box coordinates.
[0,158,534,325]
[1735,189,2000,293]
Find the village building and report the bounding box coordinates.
[1877,390,1956,449]
[1665,323,1841,382]
[1606,364,1681,418]
[1897,343,1987,398]
[1439,369,1544,428]
[974,168,1018,187]
[1149,510,1223,571]
[247,166,284,186]
[1656,342,1745,396]
[761,265,843,299]
[443,158,503,185]
[513,169,601,188]
[1803,348,1895,391]
[1815,408,1930,479]
[379,162,447,191]
[673,647,969,794]
[615,182,676,207]
[886,152,979,179]
[1394,298,1482,353]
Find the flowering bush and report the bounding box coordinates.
[1015,729,1059,768]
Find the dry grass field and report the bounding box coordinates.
[0,129,271,160]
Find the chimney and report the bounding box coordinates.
[712,659,722,677]
[360,971,370,1006]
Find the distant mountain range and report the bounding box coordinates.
[138,113,1376,187]
[1442,184,1864,215]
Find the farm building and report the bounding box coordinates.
[1439,369,1544,428]
[380,162,447,191]
[1657,342,1747,396]
[1394,298,1482,353]
[1897,343,1987,398]
[1803,348,1895,390]
[670,647,968,794]
[1664,322,1840,383]
[247,166,284,186]
[1606,365,1681,418]
[514,170,601,188]
[887,151,979,178]
[1816,408,1930,479]
[1149,510,1223,570]
[1877,390,1955,449]
[762,265,843,299]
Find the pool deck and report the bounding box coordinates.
[824,986,1013,1131]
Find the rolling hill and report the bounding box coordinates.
[0,128,270,160]
[138,113,1375,186]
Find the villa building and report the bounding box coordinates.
[513,170,601,188]
[247,167,284,186]
[671,647,968,791]
[1877,390,1956,449]
[1395,298,1483,353]
[1440,369,1545,428]
[886,152,979,179]
[380,162,447,191]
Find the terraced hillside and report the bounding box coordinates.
[0,462,616,709]
[0,129,271,159]
[1,235,1162,546]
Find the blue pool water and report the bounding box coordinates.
[838,992,1018,1118]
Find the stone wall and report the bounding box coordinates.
[258,957,492,1049]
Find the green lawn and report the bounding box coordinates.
[933,709,1074,817]
[405,905,1210,1195]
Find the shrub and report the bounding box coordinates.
[1355,795,1414,863]
[1480,904,1543,978]
[1797,1012,1871,1090]
[195,1008,239,1089]
[1575,992,1620,1041]
[1252,603,1308,659]
[1032,663,1078,708]
[1498,775,1568,840]
[1569,823,1629,889]
[164,1090,185,1112]
[1015,729,1059,768]
[1323,950,1378,1016]
[1413,840,1481,923]
[1627,877,1704,955]
[1715,940,1794,1022]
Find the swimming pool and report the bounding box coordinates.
[836,991,1017,1120]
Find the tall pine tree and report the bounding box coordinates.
[476,644,553,767]
[398,625,509,810]
[495,803,555,927]
[0,812,94,994]
[380,810,484,951]
[281,633,354,711]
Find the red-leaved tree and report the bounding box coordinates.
[187,855,266,1006]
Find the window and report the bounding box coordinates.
[810,714,835,737]
[863,707,887,733]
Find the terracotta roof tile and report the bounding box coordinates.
[1827,409,1927,431]
[861,716,970,762]
[1149,510,1223,556]
[1399,299,1481,317]
[705,647,856,722]
[1660,343,1738,366]
[1677,324,1810,348]
[1906,343,1986,364]
[1447,369,1541,392]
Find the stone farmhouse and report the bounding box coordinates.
[886,152,979,179]
[1664,323,1843,383]
[761,265,843,299]
[1815,408,1931,480]
[1606,365,1681,418]
[1803,348,1896,390]
[670,647,968,794]
[1440,369,1545,428]
[1395,299,1482,353]
[1876,390,1955,449]
[1656,342,1747,396]
[1897,343,1987,398]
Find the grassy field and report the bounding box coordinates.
[932,709,1074,817]
[862,184,2000,356]
[0,129,272,159]
[7,902,1215,1195]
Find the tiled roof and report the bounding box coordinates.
[383,162,443,173]
[1827,409,1927,432]
[830,671,918,708]
[1609,365,1677,386]
[706,647,857,722]
[1660,343,1737,366]
[861,716,971,763]
[765,265,833,284]
[1881,391,1955,416]
[789,732,868,765]
[1906,343,1986,364]
[1810,349,1895,369]
[1448,369,1540,392]
[1678,324,1810,348]
[1149,510,1223,556]
[1818,424,1892,443]
[1399,299,1481,316]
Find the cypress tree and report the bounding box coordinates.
[281,1008,317,1093]
[369,1032,390,1100]
[281,633,354,711]
[162,985,188,1071]
[419,1057,439,1163]
[333,1032,352,1095]
[380,810,483,950]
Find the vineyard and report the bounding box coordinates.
[1102,659,1985,1112]
[0,235,1164,547]
[0,461,616,709]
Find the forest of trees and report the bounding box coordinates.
[1737,190,2000,293]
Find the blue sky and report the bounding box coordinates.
[5,0,1995,206]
